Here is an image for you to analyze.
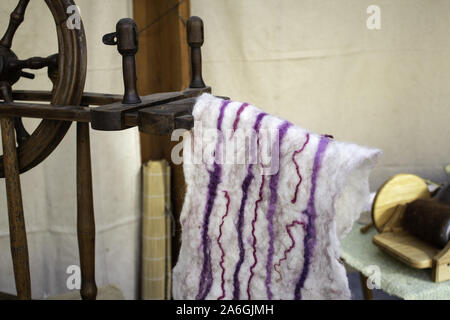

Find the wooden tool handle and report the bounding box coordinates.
[0,82,31,299]
[403,199,450,248]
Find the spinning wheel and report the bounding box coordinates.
[0,0,86,175]
[0,0,210,300]
[0,0,87,300]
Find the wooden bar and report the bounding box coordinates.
[138,97,196,135]
[359,273,373,300]
[0,102,91,122]
[91,87,209,131]
[0,82,31,300]
[124,112,138,128]
[174,114,194,130]
[12,90,123,106]
[76,122,97,300]
[1,117,31,300]
[0,93,203,131]
[83,93,123,106]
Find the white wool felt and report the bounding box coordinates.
[173,93,381,300]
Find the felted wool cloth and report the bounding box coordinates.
[173,93,381,300]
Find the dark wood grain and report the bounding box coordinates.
[12,90,123,106]
[117,19,141,104]
[0,117,30,300]
[133,0,193,274]
[0,102,91,122]
[138,97,196,135]
[403,199,450,248]
[359,273,373,300]
[187,17,206,88]
[0,83,31,300]
[91,87,209,131]
[76,122,97,300]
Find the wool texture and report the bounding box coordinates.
[173,94,381,300]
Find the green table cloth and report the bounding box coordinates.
[341,222,450,299]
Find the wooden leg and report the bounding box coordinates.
[76,122,97,300]
[0,82,31,300]
[1,117,31,300]
[360,272,373,300]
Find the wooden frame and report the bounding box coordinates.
[0,0,207,300]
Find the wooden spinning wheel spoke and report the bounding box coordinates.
[5,53,59,146]
[0,0,30,49]
[8,54,58,71]
[0,1,61,147]
[0,0,32,146]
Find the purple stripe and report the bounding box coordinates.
[265,121,292,300]
[274,220,306,281]
[247,175,265,299]
[217,191,231,300]
[232,112,267,300]
[294,136,330,300]
[291,133,310,204]
[196,100,231,300]
[231,103,249,137]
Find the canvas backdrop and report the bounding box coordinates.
[191,0,450,189]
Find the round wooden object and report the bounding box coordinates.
[0,0,86,177]
[372,174,431,233]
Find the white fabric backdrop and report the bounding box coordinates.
[191,0,450,189]
[0,0,140,299]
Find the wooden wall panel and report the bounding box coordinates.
[133,0,191,267]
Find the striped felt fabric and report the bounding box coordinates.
[173,93,381,300]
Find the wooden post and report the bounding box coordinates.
[133,0,191,269]
[359,272,373,300]
[0,82,31,299]
[76,122,97,300]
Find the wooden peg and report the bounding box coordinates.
[0,82,31,299]
[103,18,141,104]
[187,16,206,88]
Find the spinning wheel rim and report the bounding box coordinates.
[371,174,431,233]
[0,0,87,177]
